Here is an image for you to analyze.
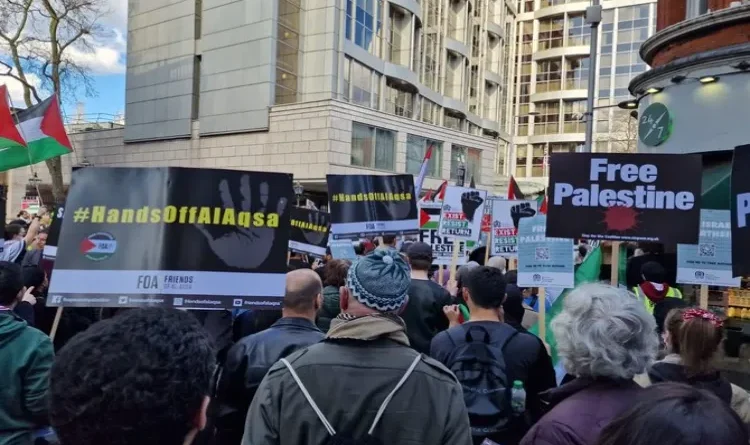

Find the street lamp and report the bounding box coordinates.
[27,172,42,186]
[293,181,304,206]
[456,163,466,187]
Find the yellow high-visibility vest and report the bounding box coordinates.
[632,286,683,314]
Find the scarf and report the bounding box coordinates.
[326,313,410,346]
[639,281,670,303]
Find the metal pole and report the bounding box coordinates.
[583,0,602,153]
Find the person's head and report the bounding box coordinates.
[284,269,323,319]
[456,261,480,287]
[17,210,29,220]
[49,308,216,445]
[4,223,25,241]
[486,256,507,274]
[0,262,25,308]
[463,266,507,312]
[353,242,364,256]
[340,249,410,315]
[553,283,658,379]
[34,230,48,249]
[324,246,332,262]
[640,261,665,283]
[596,383,748,445]
[504,269,518,285]
[663,307,724,376]
[406,242,433,272]
[503,284,525,325]
[381,235,397,247]
[22,265,47,295]
[323,259,350,288]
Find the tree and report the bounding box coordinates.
[597,108,638,154]
[0,0,109,201]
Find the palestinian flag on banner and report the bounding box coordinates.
[508,176,525,200]
[0,91,72,172]
[419,203,441,229]
[529,245,603,365]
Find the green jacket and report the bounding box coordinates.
[243,339,472,445]
[0,311,54,445]
[316,286,340,333]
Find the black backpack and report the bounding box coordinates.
[280,354,422,445]
[446,325,519,437]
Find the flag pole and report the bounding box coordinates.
[5,93,43,203]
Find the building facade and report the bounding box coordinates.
[628,0,750,209]
[508,0,657,187]
[8,0,526,211]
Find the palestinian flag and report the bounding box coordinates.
[419,203,441,229]
[538,195,548,215]
[422,180,447,202]
[508,176,525,200]
[0,92,72,172]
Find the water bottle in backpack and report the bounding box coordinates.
[511,380,526,414]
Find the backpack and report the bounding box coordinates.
[446,325,519,436]
[280,354,422,445]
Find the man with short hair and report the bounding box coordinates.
[380,234,398,249]
[0,261,54,445]
[243,249,471,445]
[49,308,215,445]
[401,242,452,354]
[487,256,507,275]
[431,266,556,445]
[22,229,48,267]
[217,269,325,445]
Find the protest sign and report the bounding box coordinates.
[48,167,293,309]
[327,174,418,240]
[491,199,538,257]
[329,240,357,260]
[677,209,739,287]
[517,214,574,288]
[289,207,330,258]
[732,146,750,276]
[547,153,701,244]
[419,201,467,266]
[438,186,488,242]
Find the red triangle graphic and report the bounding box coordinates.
[0,85,25,146]
[80,238,96,253]
[40,94,72,150]
[419,209,430,227]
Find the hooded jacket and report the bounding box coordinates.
[316,285,341,333]
[634,354,750,422]
[0,311,54,445]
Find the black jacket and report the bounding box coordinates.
[648,359,732,404]
[215,317,325,445]
[401,278,452,354]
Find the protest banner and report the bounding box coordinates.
[329,240,357,260]
[289,207,330,258]
[547,153,702,244]
[47,167,293,310]
[419,201,467,266]
[490,199,538,257]
[327,174,418,240]
[677,209,739,287]
[731,145,750,276]
[438,186,488,242]
[517,214,574,288]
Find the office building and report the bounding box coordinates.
[508,0,657,187]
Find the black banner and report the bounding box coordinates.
[47,167,293,309]
[731,146,750,276]
[547,153,702,244]
[327,174,418,240]
[289,207,330,258]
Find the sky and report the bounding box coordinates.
[2,0,128,121]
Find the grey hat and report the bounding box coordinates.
[346,249,411,312]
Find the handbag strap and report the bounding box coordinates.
[280,354,423,437]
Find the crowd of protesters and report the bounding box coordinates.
[1,224,749,445]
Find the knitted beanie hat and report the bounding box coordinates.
[346,248,411,312]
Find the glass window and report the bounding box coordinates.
[406,135,443,176]
[353,0,382,56]
[350,60,373,108]
[373,72,381,110]
[565,57,589,90]
[451,145,482,183]
[563,100,586,133]
[531,144,546,177]
[444,111,463,130]
[386,5,409,66]
[536,59,562,93]
[567,14,590,46]
[346,0,353,40]
[343,57,350,101]
[515,145,527,177]
[538,17,564,50]
[421,33,439,90]
[275,68,297,105]
[385,82,413,117]
[351,122,396,170]
[534,101,560,135]
[420,98,438,124]
[550,142,579,153]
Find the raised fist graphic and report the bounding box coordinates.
[511,202,536,228]
[461,191,484,222]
